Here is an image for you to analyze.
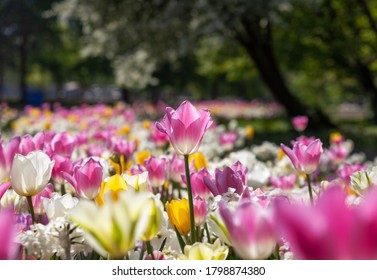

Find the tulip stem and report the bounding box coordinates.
[204,222,212,243]
[184,154,196,244]
[146,240,155,260]
[61,183,66,195]
[26,196,36,224]
[306,175,314,204]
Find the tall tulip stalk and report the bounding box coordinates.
[157,100,213,243]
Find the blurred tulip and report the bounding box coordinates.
[179,239,228,260]
[291,115,308,132]
[190,168,212,199]
[189,152,207,171]
[220,201,275,260]
[275,186,377,259]
[70,190,153,258]
[156,100,213,155]
[10,151,54,197]
[166,198,190,236]
[169,154,185,184]
[51,132,76,157]
[193,196,207,226]
[219,131,238,151]
[96,174,128,205]
[0,208,16,260]
[145,156,167,188]
[51,154,72,184]
[270,174,296,190]
[281,138,323,175]
[122,171,149,192]
[32,183,53,215]
[150,126,169,148]
[0,136,20,182]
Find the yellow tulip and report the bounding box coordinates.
[136,150,151,166]
[96,174,128,205]
[245,125,255,139]
[189,152,207,171]
[166,198,190,236]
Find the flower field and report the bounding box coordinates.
[0,100,376,260]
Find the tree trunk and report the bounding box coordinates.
[235,17,335,129]
[121,87,130,104]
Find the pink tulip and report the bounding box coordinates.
[62,158,103,200]
[220,201,276,259]
[51,132,76,157]
[0,208,16,260]
[281,138,323,174]
[150,126,169,148]
[145,156,167,188]
[0,136,20,182]
[144,251,166,260]
[169,154,185,184]
[219,131,238,151]
[193,196,207,226]
[189,168,212,199]
[51,154,73,184]
[337,163,366,186]
[231,161,248,186]
[292,116,308,132]
[110,137,136,159]
[204,166,244,196]
[156,100,213,155]
[275,186,377,259]
[0,181,11,200]
[270,174,296,190]
[32,183,53,215]
[19,135,36,155]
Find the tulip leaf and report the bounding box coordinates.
[174,226,186,253]
[159,237,167,251]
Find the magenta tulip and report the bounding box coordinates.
[270,174,296,190]
[51,154,73,184]
[62,158,103,200]
[220,201,276,259]
[219,131,238,151]
[189,168,212,199]
[156,100,213,155]
[0,208,16,260]
[275,186,377,259]
[281,138,323,175]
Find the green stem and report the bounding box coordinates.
[184,154,196,244]
[204,222,212,243]
[146,240,155,260]
[275,243,280,260]
[306,175,314,204]
[26,196,36,224]
[61,183,66,196]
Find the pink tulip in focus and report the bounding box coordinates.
[281,138,323,174]
[62,158,103,200]
[169,154,185,184]
[204,167,244,196]
[0,209,16,260]
[292,115,308,132]
[219,131,238,151]
[269,174,296,190]
[275,186,377,259]
[189,169,212,199]
[145,156,167,188]
[193,196,207,226]
[0,136,20,182]
[220,201,276,259]
[51,132,76,157]
[156,100,213,155]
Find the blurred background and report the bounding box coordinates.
[1,0,377,152]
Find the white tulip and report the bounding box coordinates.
[10,151,54,196]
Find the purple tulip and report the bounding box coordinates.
[204,167,244,196]
[220,201,276,259]
[62,158,103,200]
[156,100,213,155]
[281,138,323,175]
